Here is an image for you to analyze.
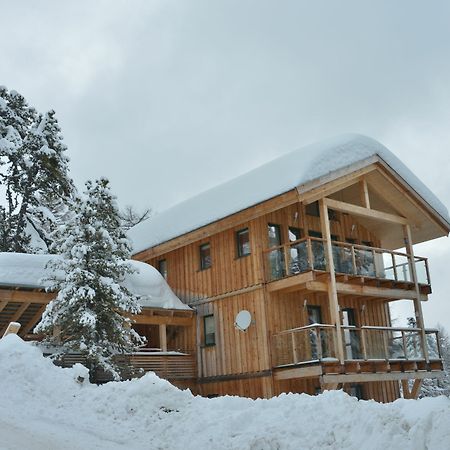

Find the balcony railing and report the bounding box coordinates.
[263,237,430,285]
[272,324,441,367]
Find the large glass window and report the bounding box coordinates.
[203,315,215,346]
[236,228,251,257]
[199,243,212,270]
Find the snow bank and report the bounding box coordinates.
[1,335,450,450]
[129,134,450,253]
[0,252,189,310]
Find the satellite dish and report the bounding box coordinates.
[235,310,252,331]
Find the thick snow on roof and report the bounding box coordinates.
[0,252,190,311]
[129,134,450,253]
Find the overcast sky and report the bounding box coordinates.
[2,0,450,330]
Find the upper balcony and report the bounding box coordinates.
[263,237,431,296]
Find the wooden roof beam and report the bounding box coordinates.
[298,164,377,205]
[323,198,408,225]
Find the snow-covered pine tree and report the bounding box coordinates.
[0,86,75,253]
[35,178,145,381]
[420,325,450,398]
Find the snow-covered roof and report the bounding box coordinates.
[0,252,190,311]
[129,134,450,253]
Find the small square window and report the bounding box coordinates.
[200,243,212,270]
[203,315,215,346]
[158,259,167,279]
[236,228,251,257]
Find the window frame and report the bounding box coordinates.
[236,227,251,258]
[157,259,168,279]
[268,223,282,248]
[203,314,216,346]
[199,242,212,270]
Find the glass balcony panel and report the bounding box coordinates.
[354,248,376,277]
[267,249,285,281]
[387,330,406,359]
[333,245,354,275]
[394,254,411,282]
[404,331,423,359]
[287,241,309,275]
[426,332,440,359]
[415,258,429,285]
[311,240,326,270]
[343,328,361,359]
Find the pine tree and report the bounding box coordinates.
[0,86,75,253]
[420,325,450,398]
[35,178,144,380]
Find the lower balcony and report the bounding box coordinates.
[272,324,443,384]
[53,349,196,382]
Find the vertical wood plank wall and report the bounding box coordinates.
[141,202,400,402]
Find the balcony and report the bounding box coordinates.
[263,237,431,293]
[272,324,443,382]
[54,349,196,382]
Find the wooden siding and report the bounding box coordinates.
[195,289,270,378]
[145,203,381,304]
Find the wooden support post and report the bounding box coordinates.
[401,379,423,399]
[319,199,345,364]
[306,238,314,270]
[360,179,371,209]
[159,324,167,352]
[291,332,298,363]
[351,246,357,275]
[2,322,21,338]
[403,224,429,363]
[361,328,368,360]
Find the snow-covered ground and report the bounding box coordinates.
[1,335,450,450]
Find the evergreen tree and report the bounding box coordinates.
[420,325,450,398]
[0,86,75,253]
[35,178,144,380]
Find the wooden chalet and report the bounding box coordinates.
[128,134,450,402]
[0,253,196,388]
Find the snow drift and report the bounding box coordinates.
[1,335,450,450]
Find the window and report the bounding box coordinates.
[349,384,364,400]
[268,223,282,247]
[308,230,322,239]
[268,224,284,279]
[306,201,337,220]
[157,259,167,279]
[199,243,212,270]
[288,227,302,242]
[203,315,215,346]
[236,228,251,257]
[306,201,320,217]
